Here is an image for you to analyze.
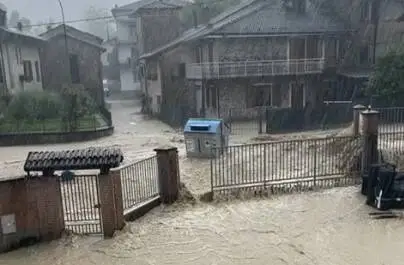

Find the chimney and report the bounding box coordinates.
[192,10,198,28]
[17,22,22,31]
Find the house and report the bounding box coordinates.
[139,0,349,121]
[101,37,121,92]
[326,0,404,101]
[0,6,45,96]
[111,0,188,93]
[39,24,106,106]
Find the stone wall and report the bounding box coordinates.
[40,36,104,106]
[210,76,325,120]
[213,37,288,62]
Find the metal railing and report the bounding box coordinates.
[60,174,102,234]
[211,135,362,195]
[374,107,404,134]
[186,58,326,79]
[120,156,159,211]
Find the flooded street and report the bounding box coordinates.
[2,99,404,264]
[3,186,404,265]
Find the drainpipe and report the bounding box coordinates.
[0,42,7,96]
[371,0,381,65]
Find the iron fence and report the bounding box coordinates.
[120,156,159,211]
[225,103,353,135]
[59,174,102,234]
[374,107,404,134]
[379,132,404,169]
[211,135,362,195]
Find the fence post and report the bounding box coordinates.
[353,104,366,136]
[154,146,180,204]
[110,169,125,231]
[360,109,379,179]
[98,169,122,238]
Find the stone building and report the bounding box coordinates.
[111,0,187,93]
[139,0,348,121]
[39,24,105,106]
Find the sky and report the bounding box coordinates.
[1,0,133,24]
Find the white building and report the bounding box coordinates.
[111,2,140,94]
[0,7,44,95]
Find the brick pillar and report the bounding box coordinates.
[98,173,116,238]
[360,109,379,177]
[110,169,125,231]
[154,147,180,204]
[353,104,366,136]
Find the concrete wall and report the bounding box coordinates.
[0,176,64,252]
[40,35,104,105]
[2,42,43,93]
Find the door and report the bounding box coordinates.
[289,38,305,73]
[290,82,304,109]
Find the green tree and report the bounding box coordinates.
[367,49,404,106]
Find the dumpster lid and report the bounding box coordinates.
[184,118,222,134]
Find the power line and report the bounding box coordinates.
[14,12,189,29]
[15,15,117,29]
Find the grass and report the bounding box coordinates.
[0,115,101,133]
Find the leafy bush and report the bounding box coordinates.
[4,91,63,121]
[367,50,404,106]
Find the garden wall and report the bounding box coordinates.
[0,126,114,146]
[0,176,64,253]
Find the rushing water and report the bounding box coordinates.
[2,186,404,265]
[2,100,404,264]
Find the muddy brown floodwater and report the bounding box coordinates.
[2,186,404,265]
[2,99,404,264]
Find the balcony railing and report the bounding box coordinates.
[186,59,326,79]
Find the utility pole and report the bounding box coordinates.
[57,0,71,83]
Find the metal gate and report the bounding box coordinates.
[60,174,102,235]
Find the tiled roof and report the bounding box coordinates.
[140,0,349,59]
[216,1,346,34]
[24,147,124,172]
[113,0,188,13]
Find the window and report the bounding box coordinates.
[290,82,304,109]
[147,62,158,80]
[69,54,80,84]
[205,86,217,108]
[359,46,370,64]
[23,60,33,82]
[178,63,186,78]
[34,61,41,82]
[360,1,372,21]
[0,61,4,83]
[246,85,272,108]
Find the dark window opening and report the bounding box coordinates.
[35,61,41,82]
[69,54,80,84]
[0,61,4,83]
[23,60,33,82]
[178,63,186,78]
[359,46,369,64]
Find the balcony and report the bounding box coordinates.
[185,59,326,79]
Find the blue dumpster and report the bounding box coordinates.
[184,118,229,158]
